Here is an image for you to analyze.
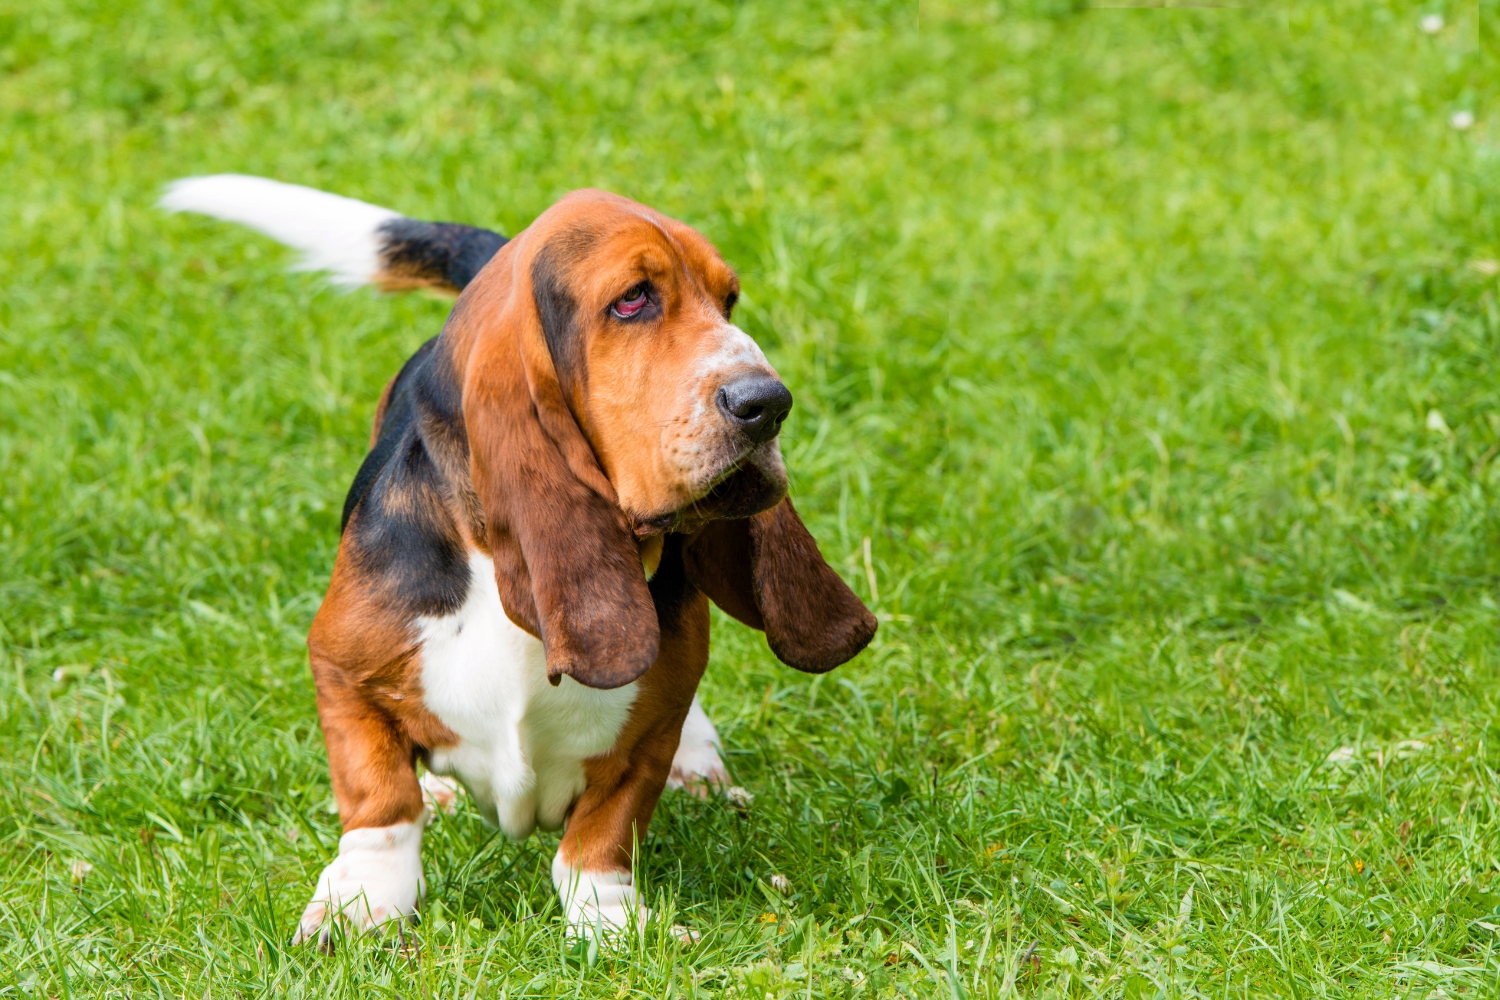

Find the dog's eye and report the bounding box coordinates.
[611,285,651,319]
[724,290,738,317]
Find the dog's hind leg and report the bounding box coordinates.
[666,695,731,796]
[419,771,464,816]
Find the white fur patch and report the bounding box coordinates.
[295,820,425,945]
[552,852,646,936]
[417,692,733,805]
[692,323,771,381]
[418,552,638,840]
[159,174,400,287]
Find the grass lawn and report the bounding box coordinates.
[4,0,1500,995]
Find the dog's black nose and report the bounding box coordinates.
[717,376,793,444]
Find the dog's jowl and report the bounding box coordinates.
[162,175,877,944]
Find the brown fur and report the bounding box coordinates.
[560,590,710,874]
[453,232,661,689]
[684,499,879,672]
[307,535,458,831]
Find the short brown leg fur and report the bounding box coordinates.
[560,705,692,874]
[310,655,425,831]
[558,592,710,876]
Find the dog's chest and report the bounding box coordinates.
[416,552,637,840]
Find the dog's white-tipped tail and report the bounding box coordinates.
[160,174,401,287]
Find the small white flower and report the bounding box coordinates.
[1332,589,1375,614]
[723,785,754,809]
[769,873,791,893]
[1451,110,1475,131]
[1326,746,1359,766]
[70,859,93,881]
[1420,13,1444,34]
[1426,409,1451,435]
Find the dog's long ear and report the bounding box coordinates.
[459,242,658,689]
[683,499,876,672]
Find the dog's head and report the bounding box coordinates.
[451,190,875,688]
[524,190,790,532]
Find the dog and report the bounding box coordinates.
[161,175,877,944]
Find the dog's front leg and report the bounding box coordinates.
[295,658,427,946]
[551,716,685,936]
[552,594,707,937]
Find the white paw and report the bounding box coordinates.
[420,772,464,816]
[668,696,731,798]
[552,853,648,938]
[294,820,425,946]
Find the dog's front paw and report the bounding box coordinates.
[294,820,426,947]
[552,854,649,938]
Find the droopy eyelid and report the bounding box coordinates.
[608,280,657,320]
[617,279,652,302]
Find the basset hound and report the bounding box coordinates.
[161,176,877,944]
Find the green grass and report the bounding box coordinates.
[3,0,1500,995]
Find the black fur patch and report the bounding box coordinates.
[341,335,472,617]
[349,434,471,616]
[342,337,437,530]
[377,219,508,293]
[649,534,696,631]
[530,235,594,396]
